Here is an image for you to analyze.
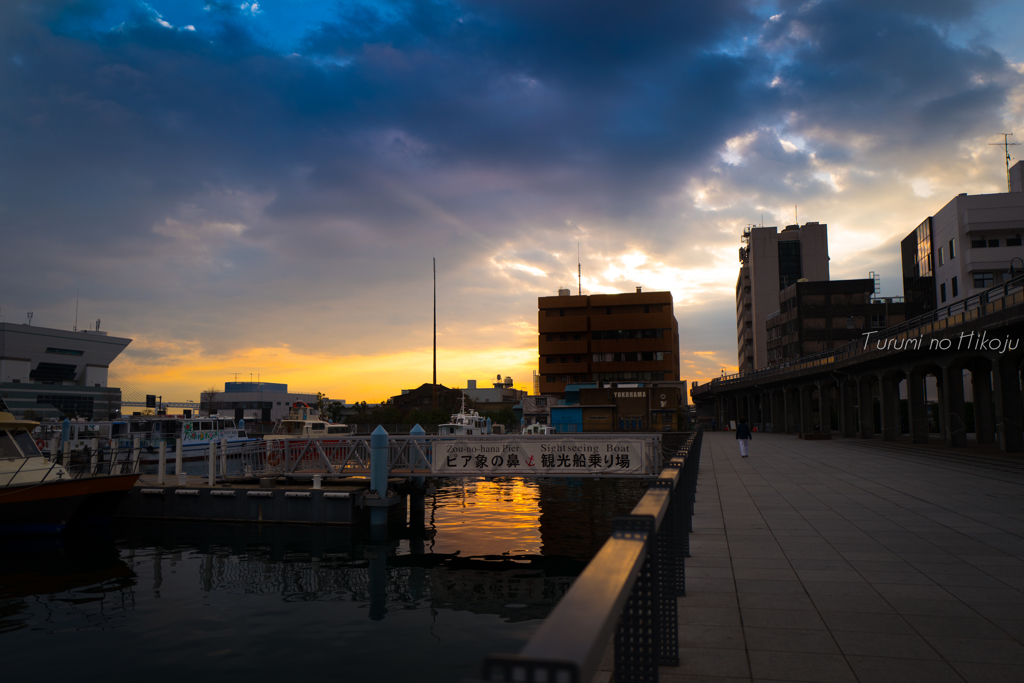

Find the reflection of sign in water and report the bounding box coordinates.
[434,437,656,477]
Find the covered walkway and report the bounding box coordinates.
[668,431,1024,682]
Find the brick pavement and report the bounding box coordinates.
[665,431,1024,683]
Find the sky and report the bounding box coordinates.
[2,0,1023,403]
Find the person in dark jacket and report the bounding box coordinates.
[736,417,752,457]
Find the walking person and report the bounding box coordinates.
[736,417,752,458]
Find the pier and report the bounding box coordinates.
[479,430,1024,682]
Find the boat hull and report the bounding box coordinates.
[68,474,142,527]
[0,474,141,535]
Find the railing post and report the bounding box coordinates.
[208,442,216,485]
[157,441,166,485]
[370,425,389,528]
[613,514,661,682]
[175,438,184,485]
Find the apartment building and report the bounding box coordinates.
[538,288,680,398]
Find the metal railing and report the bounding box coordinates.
[694,272,1024,395]
[473,427,703,683]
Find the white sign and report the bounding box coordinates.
[433,437,656,477]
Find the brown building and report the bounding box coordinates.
[538,288,680,397]
[389,383,460,410]
[766,280,906,365]
[549,384,685,432]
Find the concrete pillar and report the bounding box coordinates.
[800,385,815,434]
[858,376,875,438]
[972,359,995,444]
[908,371,929,444]
[841,381,857,437]
[208,442,217,485]
[992,356,1024,453]
[941,364,967,447]
[818,381,834,435]
[880,373,900,441]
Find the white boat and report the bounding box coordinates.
[437,395,490,435]
[264,402,355,441]
[1,409,139,535]
[34,416,257,462]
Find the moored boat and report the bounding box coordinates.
[437,394,490,435]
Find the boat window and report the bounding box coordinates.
[226,420,236,428]
[237,431,245,438]
[200,421,212,431]
[283,421,304,435]
[13,430,42,457]
[311,423,325,431]
[0,432,25,458]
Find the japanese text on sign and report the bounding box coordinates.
[433,438,655,477]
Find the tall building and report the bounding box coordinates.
[902,161,1024,318]
[0,321,131,419]
[538,288,680,397]
[766,280,906,365]
[737,222,830,373]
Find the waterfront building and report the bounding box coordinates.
[203,382,318,423]
[737,223,830,373]
[549,383,685,432]
[766,280,906,365]
[464,375,527,406]
[902,161,1024,318]
[538,287,680,398]
[0,321,129,420]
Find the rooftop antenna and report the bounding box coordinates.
[990,133,1020,193]
[577,241,581,296]
[74,288,79,331]
[27,311,33,326]
[795,205,798,226]
[433,256,437,411]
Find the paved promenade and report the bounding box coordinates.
[669,431,1024,683]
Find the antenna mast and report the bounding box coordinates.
[433,256,437,411]
[990,133,1020,193]
[577,242,581,296]
[74,288,79,331]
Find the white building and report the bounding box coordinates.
[0,321,131,419]
[203,382,318,423]
[465,375,527,406]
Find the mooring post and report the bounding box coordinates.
[157,441,167,485]
[208,442,217,485]
[370,425,389,528]
[49,437,59,460]
[409,424,427,533]
[175,438,184,484]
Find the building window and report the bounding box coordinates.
[644,305,650,313]
[989,239,999,247]
[573,334,581,340]
[940,283,946,303]
[45,348,85,356]
[559,335,567,341]
[971,238,986,248]
[1008,236,1023,247]
[573,356,581,363]
[559,308,565,317]
[778,240,802,289]
[871,314,885,328]
[949,238,956,258]
[938,246,944,266]
[606,307,612,315]
[974,272,994,288]
[846,316,854,329]
[951,276,958,297]
[546,334,554,341]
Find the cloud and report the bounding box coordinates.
[1,0,1022,395]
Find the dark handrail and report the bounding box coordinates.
[473,427,703,683]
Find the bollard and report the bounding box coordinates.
[409,424,427,529]
[370,425,388,528]
[157,441,167,485]
[313,474,322,490]
[221,438,228,476]
[175,438,183,477]
[209,442,217,485]
[132,437,141,472]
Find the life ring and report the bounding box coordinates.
[267,452,281,467]
[36,439,46,450]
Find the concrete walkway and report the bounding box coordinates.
[669,431,1024,683]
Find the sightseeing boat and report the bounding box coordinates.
[263,403,355,442]
[0,409,140,535]
[437,395,491,435]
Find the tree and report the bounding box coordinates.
[201,385,220,416]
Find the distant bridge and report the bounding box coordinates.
[692,273,1024,452]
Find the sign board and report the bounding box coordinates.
[432,437,658,477]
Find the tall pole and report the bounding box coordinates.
[991,133,1020,193]
[578,241,581,296]
[433,257,437,410]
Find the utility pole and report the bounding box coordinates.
[433,257,437,411]
[990,133,1020,193]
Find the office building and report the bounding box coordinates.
[766,280,906,365]
[902,161,1024,317]
[0,321,130,419]
[465,375,527,406]
[204,381,318,422]
[538,288,680,398]
[737,222,830,373]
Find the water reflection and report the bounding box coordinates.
[2,477,647,682]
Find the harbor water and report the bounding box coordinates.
[2,477,646,682]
